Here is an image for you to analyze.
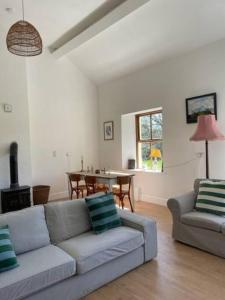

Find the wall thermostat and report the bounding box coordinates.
[4,104,12,113]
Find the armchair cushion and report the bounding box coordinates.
[181,211,225,232]
[195,180,225,216]
[194,178,222,194]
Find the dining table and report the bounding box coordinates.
[66,170,135,208]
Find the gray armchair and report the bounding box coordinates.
[167,179,225,258]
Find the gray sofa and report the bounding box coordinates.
[0,197,157,300]
[167,178,225,258]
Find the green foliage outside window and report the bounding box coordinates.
[137,111,163,172]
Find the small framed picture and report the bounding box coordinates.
[104,121,114,140]
[186,93,217,123]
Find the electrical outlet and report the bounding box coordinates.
[4,104,12,112]
[196,152,204,158]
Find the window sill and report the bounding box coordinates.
[123,168,162,174]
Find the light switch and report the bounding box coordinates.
[4,104,12,112]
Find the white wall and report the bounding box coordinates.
[121,114,136,169]
[98,39,225,205]
[0,46,32,190]
[27,51,99,200]
[0,45,99,202]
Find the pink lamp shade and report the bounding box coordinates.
[190,114,225,141]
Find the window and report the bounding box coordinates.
[136,110,163,172]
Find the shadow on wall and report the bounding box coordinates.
[0,143,10,187]
[0,143,9,213]
[0,143,9,157]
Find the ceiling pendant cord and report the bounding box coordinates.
[22,0,24,21]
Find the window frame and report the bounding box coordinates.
[135,109,163,170]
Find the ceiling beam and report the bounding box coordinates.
[50,0,150,59]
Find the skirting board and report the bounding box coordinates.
[141,194,167,206]
[48,190,167,207]
[49,191,69,201]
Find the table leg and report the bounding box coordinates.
[131,176,135,211]
[67,175,71,198]
[108,179,113,192]
[97,178,115,193]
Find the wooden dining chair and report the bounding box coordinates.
[113,176,134,212]
[85,176,108,196]
[69,174,86,199]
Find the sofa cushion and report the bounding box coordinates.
[44,199,91,244]
[0,206,50,255]
[85,192,121,234]
[0,245,76,300]
[0,226,18,273]
[195,180,225,216]
[181,211,225,232]
[58,226,144,274]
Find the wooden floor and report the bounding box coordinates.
[84,200,225,300]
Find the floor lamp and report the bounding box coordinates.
[190,114,225,179]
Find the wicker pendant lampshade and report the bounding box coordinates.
[6,0,42,57]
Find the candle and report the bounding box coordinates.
[81,156,84,172]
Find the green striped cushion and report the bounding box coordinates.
[0,225,19,272]
[196,180,225,216]
[85,193,121,234]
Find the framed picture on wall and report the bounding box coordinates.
[186,93,217,123]
[104,121,114,140]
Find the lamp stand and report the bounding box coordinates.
[205,140,209,179]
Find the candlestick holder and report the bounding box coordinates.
[81,158,84,172]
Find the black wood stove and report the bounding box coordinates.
[1,142,31,213]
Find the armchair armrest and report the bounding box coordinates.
[118,209,157,262]
[167,191,196,222]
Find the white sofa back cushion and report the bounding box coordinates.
[44,199,91,244]
[0,206,50,255]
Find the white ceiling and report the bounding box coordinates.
[0,0,106,46]
[1,0,225,85]
[67,0,225,84]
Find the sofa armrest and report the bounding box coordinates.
[118,209,157,262]
[167,191,196,222]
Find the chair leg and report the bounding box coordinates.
[120,196,124,209]
[121,201,124,209]
[116,196,120,208]
[128,194,134,212]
